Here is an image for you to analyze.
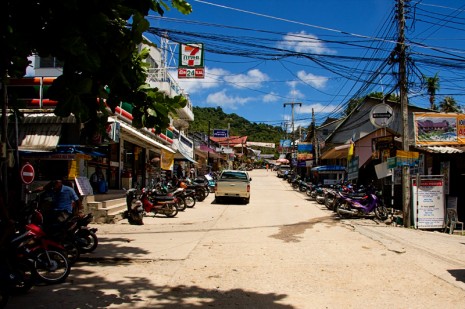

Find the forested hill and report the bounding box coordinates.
[189,107,284,144]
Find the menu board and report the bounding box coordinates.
[75,176,94,196]
[412,177,445,229]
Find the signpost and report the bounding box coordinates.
[213,129,229,138]
[20,162,35,185]
[370,103,394,128]
[412,176,445,229]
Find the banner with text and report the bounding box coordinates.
[414,112,465,145]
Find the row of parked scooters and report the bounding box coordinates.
[0,191,99,307]
[282,172,389,221]
[123,174,217,225]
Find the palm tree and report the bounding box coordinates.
[439,96,461,113]
[425,73,440,110]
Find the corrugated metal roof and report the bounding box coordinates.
[22,113,76,124]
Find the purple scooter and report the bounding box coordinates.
[335,188,388,220]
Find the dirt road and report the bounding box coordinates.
[7,169,465,308]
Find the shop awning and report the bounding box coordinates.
[320,144,350,160]
[16,124,62,152]
[416,145,465,154]
[118,121,175,154]
[174,150,198,164]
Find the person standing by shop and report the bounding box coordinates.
[90,166,107,194]
[190,166,196,179]
[50,180,81,223]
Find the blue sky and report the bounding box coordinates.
[149,1,465,129]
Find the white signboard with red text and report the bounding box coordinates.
[412,176,445,229]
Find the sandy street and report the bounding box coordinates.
[7,169,465,308]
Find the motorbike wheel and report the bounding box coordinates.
[196,190,206,202]
[306,189,313,197]
[204,187,210,197]
[336,202,351,219]
[324,195,334,210]
[375,204,389,221]
[12,260,34,294]
[164,205,178,218]
[78,231,99,253]
[33,250,70,284]
[63,241,80,266]
[292,182,299,190]
[185,196,196,208]
[176,197,187,211]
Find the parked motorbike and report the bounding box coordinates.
[0,220,34,308]
[335,187,388,220]
[142,188,178,218]
[123,188,144,225]
[73,213,98,253]
[11,223,71,284]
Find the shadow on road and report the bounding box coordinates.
[9,262,294,308]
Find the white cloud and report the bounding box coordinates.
[297,70,328,89]
[289,88,305,100]
[171,67,227,94]
[286,80,299,88]
[206,89,252,110]
[263,92,279,103]
[296,103,339,114]
[224,69,269,89]
[278,31,335,55]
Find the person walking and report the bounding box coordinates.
[266,164,269,172]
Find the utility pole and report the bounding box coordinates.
[398,0,411,227]
[283,102,302,157]
[207,121,210,174]
[312,108,318,166]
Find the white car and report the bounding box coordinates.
[215,170,252,204]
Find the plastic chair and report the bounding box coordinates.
[445,208,464,235]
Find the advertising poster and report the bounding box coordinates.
[412,177,445,229]
[297,142,313,161]
[161,149,174,171]
[414,113,465,145]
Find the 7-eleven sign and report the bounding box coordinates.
[179,43,204,67]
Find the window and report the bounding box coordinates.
[38,56,64,68]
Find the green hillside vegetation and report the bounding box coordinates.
[189,107,284,147]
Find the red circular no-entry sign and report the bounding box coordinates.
[20,163,35,185]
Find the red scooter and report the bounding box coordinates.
[141,188,179,218]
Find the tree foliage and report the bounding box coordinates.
[439,96,461,113]
[2,0,192,132]
[424,73,440,110]
[190,107,285,145]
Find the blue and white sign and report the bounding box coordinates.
[213,129,229,138]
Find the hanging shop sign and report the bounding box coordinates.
[412,176,445,229]
[178,43,205,79]
[347,156,359,180]
[414,112,465,145]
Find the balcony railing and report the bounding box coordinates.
[147,68,193,121]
